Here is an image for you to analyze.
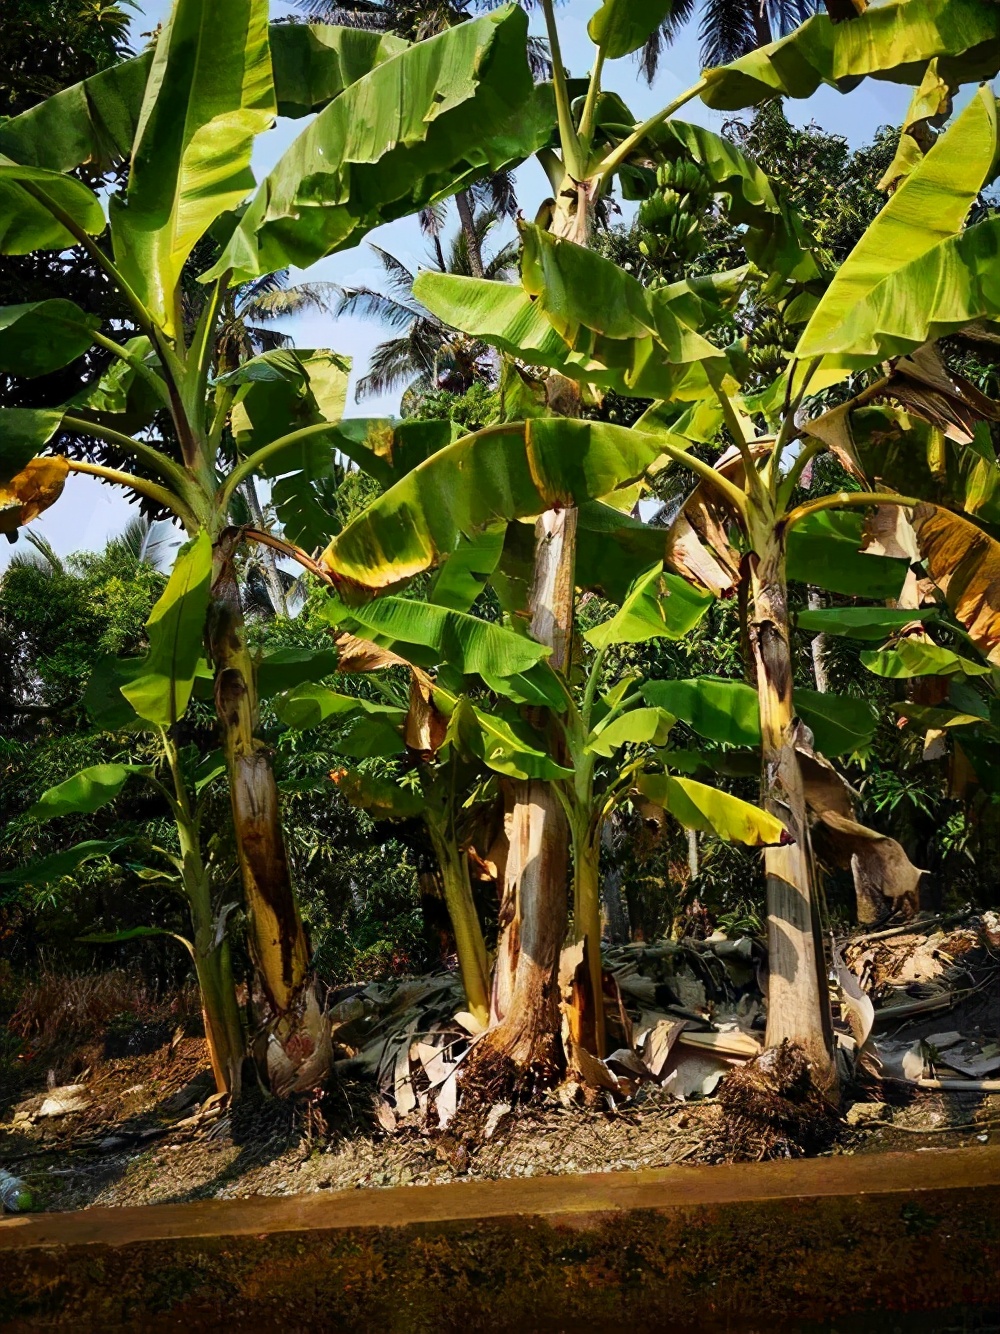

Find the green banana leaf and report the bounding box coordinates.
[444,695,572,781]
[587,0,675,59]
[786,510,909,600]
[876,58,954,193]
[416,231,725,401]
[0,408,64,484]
[642,676,760,747]
[573,502,673,605]
[520,222,724,366]
[796,606,937,640]
[0,301,101,378]
[428,525,507,614]
[204,8,539,284]
[642,676,877,755]
[0,155,105,255]
[323,595,549,677]
[586,706,675,758]
[636,773,786,846]
[330,768,425,820]
[29,764,149,820]
[66,336,166,431]
[862,638,991,679]
[803,214,1000,368]
[700,0,1000,112]
[121,531,214,726]
[77,926,192,952]
[319,419,668,592]
[224,348,352,471]
[275,681,405,732]
[0,25,412,175]
[0,53,153,172]
[256,646,341,698]
[109,0,276,338]
[83,655,145,731]
[269,24,409,118]
[796,88,999,378]
[0,841,124,888]
[337,716,407,758]
[584,563,714,651]
[794,687,878,756]
[892,700,988,729]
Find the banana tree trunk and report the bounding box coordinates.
[206,535,331,1095]
[807,589,830,692]
[600,818,629,945]
[748,536,837,1093]
[192,938,244,1097]
[426,822,490,1031]
[481,508,575,1077]
[572,822,605,1057]
[180,833,244,1097]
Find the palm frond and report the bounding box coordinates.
[355,317,445,400]
[483,239,519,280]
[243,280,340,321]
[288,0,390,27]
[698,0,758,68]
[24,529,64,573]
[768,0,819,36]
[336,284,424,329]
[637,0,697,82]
[526,34,553,81]
[419,202,449,238]
[472,167,517,221]
[368,244,418,299]
[5,530,63,576]
[247,326,295,352]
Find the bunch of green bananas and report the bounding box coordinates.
[746,314,794,379]
[636,158,713,268]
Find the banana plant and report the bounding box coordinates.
[7,667,245,1097]
[274,594,568,1031]
[324,70,1000,1091]
[389,0,1000,1088]
[0,0,544,1091]
[551,563,787,1056]
[274,570,790,1060]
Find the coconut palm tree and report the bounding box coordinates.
[639,0,820,81]
[339,208,518,404]
[212,270,339,374]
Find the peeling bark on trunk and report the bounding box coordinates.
[807,589,830,693]
[207,536,331,1095]
[480,509,575,1076]
[749,539,837,1094]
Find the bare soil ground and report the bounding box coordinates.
[3,912,999,1214]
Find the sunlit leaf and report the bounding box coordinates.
[122,531,214,726]
[29,764,149,821]
[636,773,786,845]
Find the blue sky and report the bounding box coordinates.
[3,0,917,566]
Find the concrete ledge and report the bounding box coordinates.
[2,1147,999,1330]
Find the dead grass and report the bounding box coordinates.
[8,965,199,1054]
